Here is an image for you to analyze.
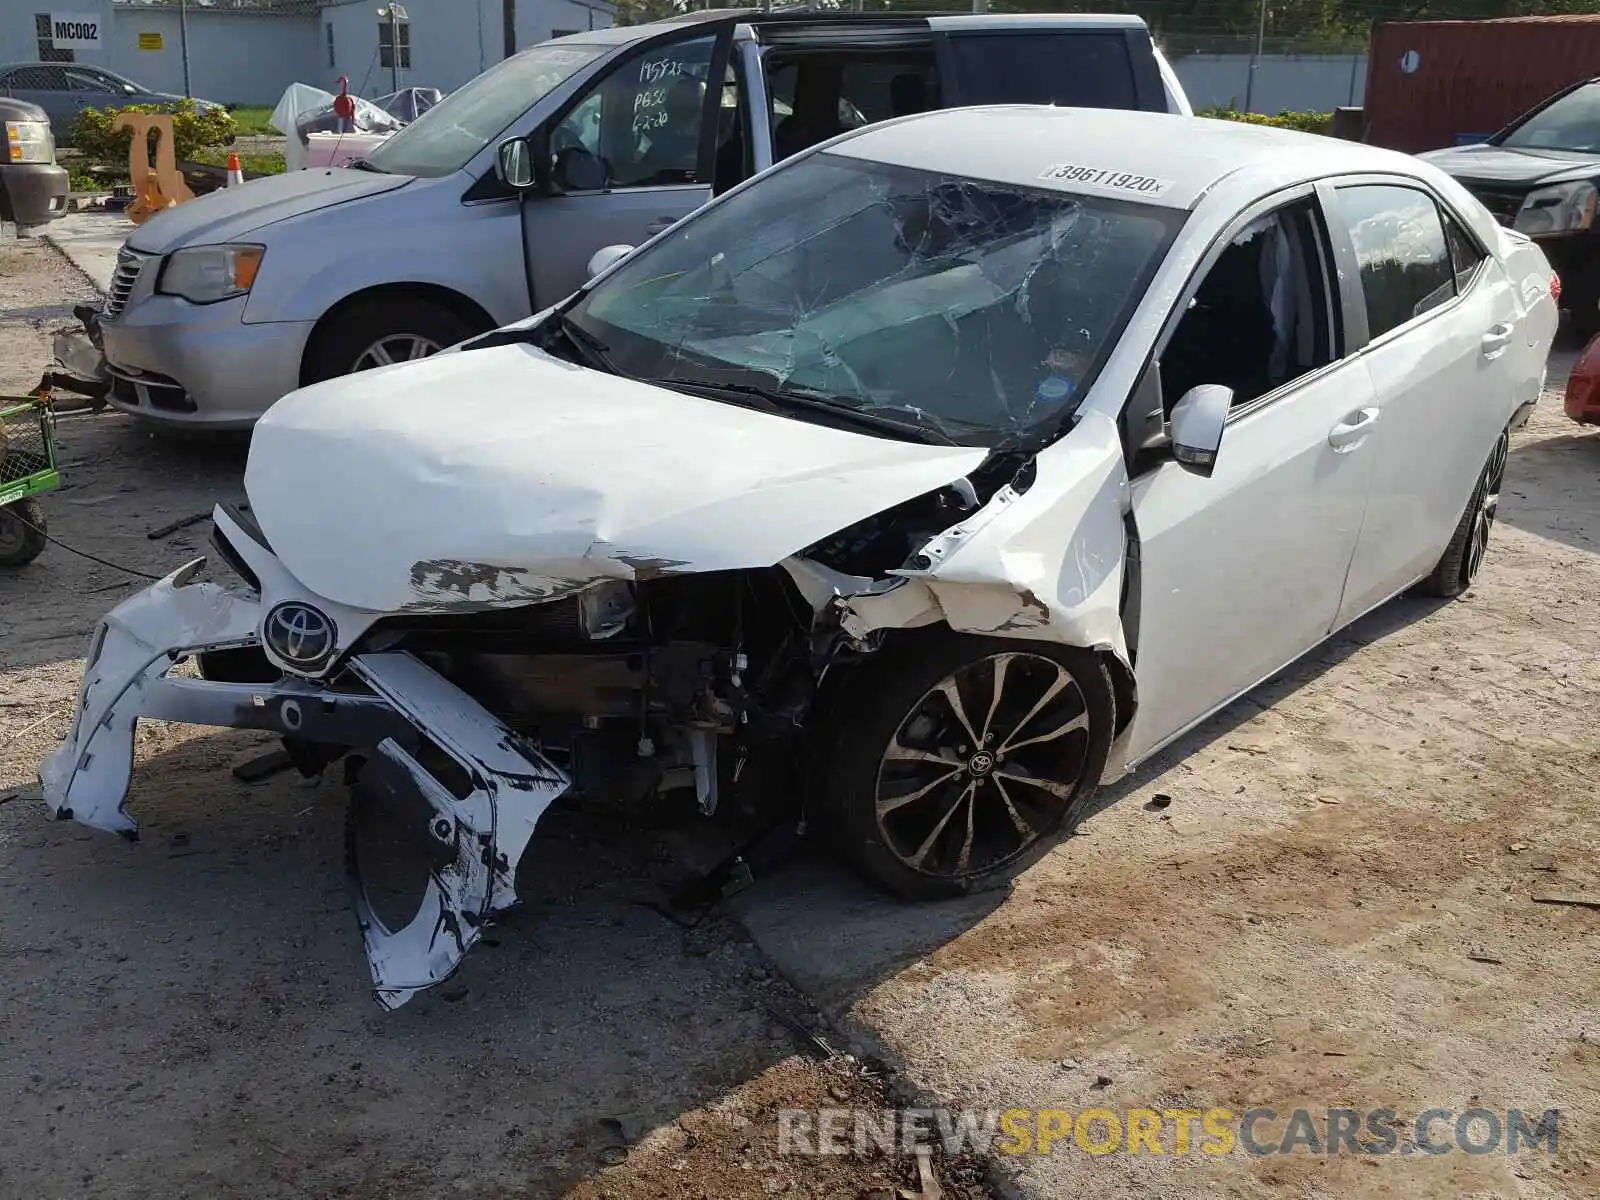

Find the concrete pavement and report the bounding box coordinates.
[40,210,131,292]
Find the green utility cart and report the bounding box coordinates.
[0,395,59,567]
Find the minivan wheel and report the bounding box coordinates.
[819,634,1115,901]
[1423,427,1509,598]
[304,295,477,384]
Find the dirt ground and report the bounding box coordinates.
[2,236,1597,1200]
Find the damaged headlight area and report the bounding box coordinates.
[351,569,831,823]
[36,532,889,1011]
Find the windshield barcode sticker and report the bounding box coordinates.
[1037,165,1173,197]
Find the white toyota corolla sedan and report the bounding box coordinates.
[39,107,1557,1009]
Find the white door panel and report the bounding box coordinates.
[1336,286,1513,620]
[1123,365,1380,767]
[1333,193,1525,625]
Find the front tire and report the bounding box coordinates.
[304,295,477,384]
[0,498,47,567]
[1423,427,1509,598]
[818,634,1115,901]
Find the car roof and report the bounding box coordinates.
[553,9,1149,47]
[1,60,121,72]
[825,106,1436,210]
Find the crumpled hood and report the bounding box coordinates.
[126,168,409,254]
[244,343,988,614]
[1419,143,1600,187]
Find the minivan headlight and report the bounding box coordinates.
[5,120,53,164]
[157,245,265,304]
[1515,181,1598,237]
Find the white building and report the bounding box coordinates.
[321,0,615,96]
[0,0,615,105]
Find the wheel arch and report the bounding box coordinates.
[1099,649,1137,738]
[822,617,1137,739]
[298,282,499,387]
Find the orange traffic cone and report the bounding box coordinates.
[226,152,244,189]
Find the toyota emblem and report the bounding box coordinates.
[263,602,337,669]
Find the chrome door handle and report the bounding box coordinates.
[1481,323,1514,356]
[1328,407,1379,451]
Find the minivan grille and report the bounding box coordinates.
[102,248,148,320]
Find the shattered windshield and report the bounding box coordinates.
[566,152,1181,446]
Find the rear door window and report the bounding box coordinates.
[937,32,1142,110]
[1333,184,1456,339]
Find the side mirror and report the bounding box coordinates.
[587,245,634,279]
[1168,384,1232,477]
[495,136,536,190]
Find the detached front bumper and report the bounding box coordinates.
[40,560,571,1010]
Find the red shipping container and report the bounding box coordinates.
[1365,16,1600,154]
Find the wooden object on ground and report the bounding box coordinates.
[113,112,195,222]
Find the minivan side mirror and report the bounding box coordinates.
[495,136,536,190]
[586,245,634,279]
[1168,384,1232,477]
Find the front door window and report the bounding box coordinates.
[1160,197,1336,414]
[550,34,718,190]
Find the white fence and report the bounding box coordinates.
[1171,53,1367,114]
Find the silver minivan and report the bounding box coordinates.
[89,11,1193,429]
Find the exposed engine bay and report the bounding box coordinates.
[288,459,1027,831]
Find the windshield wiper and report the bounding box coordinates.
[344,158,385,173]
[653,379,962,447]
[557,314,621,375]
[451,312,619,372]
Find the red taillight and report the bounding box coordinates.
[1551,273,1562,303]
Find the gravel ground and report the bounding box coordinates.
[2,235,1598,1200]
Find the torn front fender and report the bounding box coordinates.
[838,411,1132,665]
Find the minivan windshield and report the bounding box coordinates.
[566,152,1181,447]
[365,42,606,177]
[1499,81,1600,154]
